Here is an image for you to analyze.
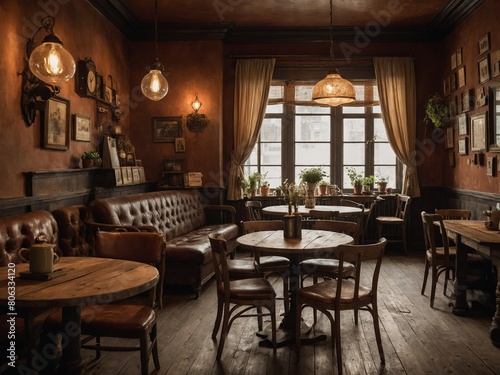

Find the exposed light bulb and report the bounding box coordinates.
[141,68,168,101]
[29,41,75,84]
[46,44,63,75]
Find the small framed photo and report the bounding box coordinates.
[446,126,454,149]
[443,77,450,97]
[457,66,466,88]
[476,86,487,107]
[448,96,458,119]
[461,90,470,113]
[104,85,113,104]
[487,156,495,176]
[458,138,468,155]
[491,50,500,78]
[448,151,455,167]
[132,167,141,182]
[451,52,457,70]
[478,33,490,55]
[456,47,463,66]
[470,112,487,152]
[72,114,91,142]
[478,56,490,83]
[450,72,457,92]
[152,116,183,143]
[43,96,70,151]
[457,113,467,135]
[175,137,185,153]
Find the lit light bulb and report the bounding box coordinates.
[29,41,75,84]
[46,45,63,75]
[141,68,168,101]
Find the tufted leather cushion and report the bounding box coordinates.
[0,211,60,266]
[52,205,94,257]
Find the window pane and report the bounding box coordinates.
[261,166,281,188]
[296,106,330,114]
[294,166,331,183]
[261,118,281,142]
[374,166,395,186]
[343,119,365,141]
[247,147,258,164]
[342,166,364,189]
[269,86,284,100]
[295,116,330,141]
[374,143,396,164]
[373,105,382,114]
[354,85,365,101]
[261,143,281,164]
[342,106,365,114]
[295,143,330,166]
[266,104,283,114]
[373,119,388,142]
[295,85,314,101]
[343,143,365,165]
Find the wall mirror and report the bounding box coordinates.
[488,82,500,151]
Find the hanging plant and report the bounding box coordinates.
[424,93,449,128]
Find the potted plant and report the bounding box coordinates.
[81,149,101,168]
[319,180,329,196]
[361,175,374,193]
[375,176,388,193]
[346,167,364,194]
[247,172,262,197]
[260,181,270,197]
[424,93,449,128]
[299,167,327,208]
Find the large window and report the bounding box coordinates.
[244,82,401,192]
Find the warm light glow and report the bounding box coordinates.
[141,69,168,101]
[29,41,75,84]
[191,94,202,112]
[312,73,356,106]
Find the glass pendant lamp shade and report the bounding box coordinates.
[312,70,356,106]
[141,61,169,101]
[28,34,75,84]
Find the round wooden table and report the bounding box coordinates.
[262,205,362,217]
[237,229,353,347]
[0,257,159,374]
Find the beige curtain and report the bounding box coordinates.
[373,57,420,197]
[227,59,275,200]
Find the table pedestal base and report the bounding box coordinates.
[256,320,327,348]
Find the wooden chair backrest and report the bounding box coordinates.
[421,212,451,258]
[245,200,263,221]
[209,233,231,296]
[241,220,284,234]
[435,208,471,220]
[396,195,412,221]
[309,209,339,220]
[311,220,358,239]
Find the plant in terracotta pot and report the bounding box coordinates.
[247,172,263,197]
[375,176,388,193]
[346,167,364,194]
[361,175,374,193]
[299,167,327,208]
[260,180,270,197]
[81,149,101,168]
[319,180,329,196]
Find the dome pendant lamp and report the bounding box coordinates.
[312,0,355,106]
[141,0,169,101]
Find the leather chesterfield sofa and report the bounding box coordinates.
[88,189,239,298]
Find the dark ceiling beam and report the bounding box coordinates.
[430,0,486,36]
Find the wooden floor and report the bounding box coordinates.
[81,250,500,375]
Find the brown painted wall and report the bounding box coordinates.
[0,0,129,198]
[439,0,500,193]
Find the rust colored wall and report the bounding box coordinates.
[128,40,224,186]
[0,0,129,198]
[439,0,500,193]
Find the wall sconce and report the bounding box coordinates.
[186,93,209,132]
[21,16,76,126]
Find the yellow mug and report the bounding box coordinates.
[18,243,60,274]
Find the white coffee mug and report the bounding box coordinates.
[18,243,60,274]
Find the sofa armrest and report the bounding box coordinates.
[203,205,236,225]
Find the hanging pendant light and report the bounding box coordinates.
[141,0,169,101]
[312,0,355,106]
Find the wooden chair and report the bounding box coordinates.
[376,194,411,254]
[296,238,387,374]
[245,200,264,221]
[339,199,365,244]
[241,220,290,313]
[420,212,488,308]
[45,231,165,375]
[435,208,471,220]
[209,233,276,360]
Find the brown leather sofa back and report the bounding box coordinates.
[0,211,60,266]
[90,190,207,239]
[52,205,94,257]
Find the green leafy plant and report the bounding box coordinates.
[246,171,267,189]
[319,180,329,186]
[81,149,100,160]
[424,93,449,128]
[299,167,327,184]
[346,167,364,186]
[361,175,374,186]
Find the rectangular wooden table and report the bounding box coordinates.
[442,220,500,346]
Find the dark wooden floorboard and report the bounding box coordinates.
[81,252,499,375]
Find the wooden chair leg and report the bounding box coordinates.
[212,298,223,339]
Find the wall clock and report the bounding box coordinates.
[75,58,97,98]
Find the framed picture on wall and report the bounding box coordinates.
[457,113,468,135]
[152,116,183,143]
[446,126,454,149]
[478,33,490,55]
[175,137,185,153]
[72,114,90,142]
[478,56,490,83]
[458,138,468,155]
[43,96,70,150]
[470,112,487,152]
[458,66,466,87]
[448,151,455,167]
